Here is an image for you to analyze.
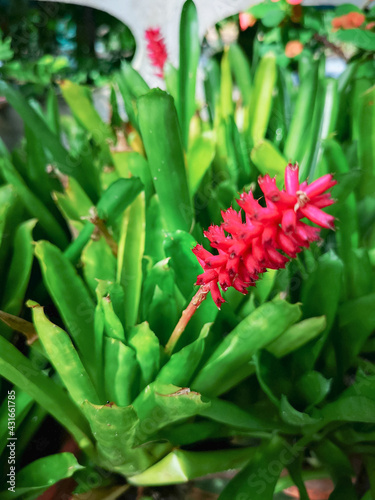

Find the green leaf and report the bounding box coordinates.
[132,381,210,444]
[284,60,319,162]
[53,176,93,223]
[82,237,117,295]
[145,194,166,262]
[0,453,83,499]
[112,151,153,201]
[156,325,208,387]
[96,177,144,224]
[129,322,160,391]
[30,302,100,406]
[248,53,277,144]
[193,297,301,396]
[138,89,193,232]
[34,241,98,385]
[298,250,344,368]
[335,29,375,52]
[319,395,375,425]
[220,48,233,120]
[1,219,36,316]
[0,80,99,199]
[200,398,286,432]
[141,259,185,346]
[0,157,68,247]
[101,296,126,343]
[229,43,252,107]
[295,371,331,410]
[60,80,114,146]
[267,316,326,358]
[164,62,179,107]
[251,139,288,187]
[0,388,33,456]
[280,395,320,426]
[335,293,375,373]
[254,350,291,407]
[187,131,216,195]
[82,400,163,476]
[305,78,339,180]
[128,447,255,486]
[104,337,139,406]
[0,335,94,456]
[116,60,150,130]
[218,436,284,500]
[117,193,145,328]
[179,0,200,148]
[356,82,375,198]
[163,230,202,299]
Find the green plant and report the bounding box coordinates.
[0,0,374,498]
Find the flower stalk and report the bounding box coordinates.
[164,284,210,355]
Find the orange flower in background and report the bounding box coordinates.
[365,21,375,30]
[239,12,257,30]
[285,40,304,58]
[286,0,303,4]
[331,11,366,31]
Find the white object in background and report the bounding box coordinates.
[38,0,375,87]
[38,0,261,86]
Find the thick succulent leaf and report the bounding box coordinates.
[82,400,166,476]
[248,53,277,145]
[187,131,216,196]
[0,388,33,456]
[335,292,375,373]
[218,436,285,500]
[297,250,344,369]
[112,151,153,201]
[0,453,83,499]
[128,447,255,486]
[280,395,320,427]
[117,193,145,328]
[179,0,200,148]
[104,337,139,406]
[254,350,291,407]
[60,80,114,146]
[82,237,117,295]
[30,302,100,406]
[101,297,125,342]
[132,382,210,445]
[229,43,252,107]
[34,241,98,385]
[53,176,93,223]
[138,89,193,232]
[0,80,99,199]
[96,177,144,225]
[128,322,160,391]
[0,335,94,456]
[1,219,36,316]
[200,398,289,433]
[163,230,201,299]
[116,60,150,130]
[0,157,68,247]
[284,60,319,162]
[251,139,288,187]
[193,297,301,396]
[141,259,184,345]
[267,316,326,358]
[294,371,331,411]
[156,324,209,387]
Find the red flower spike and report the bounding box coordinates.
[193,163,337,307]
[285,163,300,195]
[145,27,168,77]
